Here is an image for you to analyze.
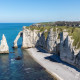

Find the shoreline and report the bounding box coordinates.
[26,48,63,80]
[25,48,80,80]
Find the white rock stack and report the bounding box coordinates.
[0,34,9,53]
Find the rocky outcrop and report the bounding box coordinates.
[60,33,75,64]
[0,34,9,53]
[14,26,46,49]
[60,30,80,69]
[75,52,80,69]
[22,26,39,48]
[46,28,58,53]
[36,32,46,48]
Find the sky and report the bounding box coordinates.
[0,0,80,23]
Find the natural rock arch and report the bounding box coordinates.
[13,31,23,48]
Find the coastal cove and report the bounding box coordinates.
[12,23,80,80]
[0,23,54,80]
[1,23,80,80]
[1,0,80,80]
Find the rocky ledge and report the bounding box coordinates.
[0,34,9,54]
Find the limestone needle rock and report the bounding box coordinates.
[0,34,9,53]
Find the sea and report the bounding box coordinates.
[0,23,54,80]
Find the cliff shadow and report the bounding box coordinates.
[35,32,48,53]
[36,47,48,53]
[36,46,80,72]
[45,54,80,72]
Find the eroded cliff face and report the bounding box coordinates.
[46,28,58,53]
[60,31,80,69]
[75,53,80,69]
[14,26,80,69]
[22,27,58,52]
[0,34,9,53]
[60,32,75,64]
[36,32,46,48]
[22,26,39,48]
[14,26,58,52]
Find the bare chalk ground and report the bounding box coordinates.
[26,48,80,80]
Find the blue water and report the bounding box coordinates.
[0,23,54,80]
[0,23,32,51]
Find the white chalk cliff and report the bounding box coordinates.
[36,32,46,48]
[0,34,9,53]
[14,26,80,69]
[46,28,57,53]
[22,26,39,48]
[20,27,57,51]
[60,31,80,69]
